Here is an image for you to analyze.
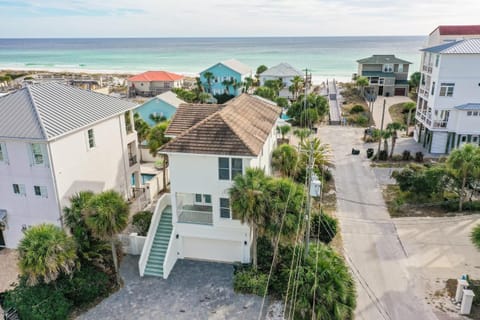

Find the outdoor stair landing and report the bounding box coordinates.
[144,206,172,277]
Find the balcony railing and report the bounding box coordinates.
[129,155,137,167]
[422,65,433,73]
[177,204,213,225]
[432,120,448,129]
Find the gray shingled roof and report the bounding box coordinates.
[260,63,303,77]
[221,59,252,75]
[455,103,480,110]
[357,55,412,65]
[0,82,137,141]
[422,39,480,54]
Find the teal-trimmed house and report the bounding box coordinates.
[356,55,412,97]
[199,59,252,96]
[135,91,186,127]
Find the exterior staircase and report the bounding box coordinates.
[144,206,172,277]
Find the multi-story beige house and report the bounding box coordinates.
[356,55,412,97]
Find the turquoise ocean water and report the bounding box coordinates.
[0,37,426,82]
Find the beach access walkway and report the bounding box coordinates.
[327,79,342,125]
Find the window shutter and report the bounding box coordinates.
[41,186,48,198]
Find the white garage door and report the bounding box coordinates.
[182,237,243,262]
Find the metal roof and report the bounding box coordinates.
[422,39,480,54]
[0,89,46,140]
[357,55,412,65]
[155,91,186,109]
[219,59,252,75]
[455,103,480,110]
[260,63,303,77]
[0,82,137,141]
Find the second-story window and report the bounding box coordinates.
[30,143,47,166]
[34,185,48,198]
[0,142,7,164]
[13,183,26,196]
[87,129,95,149]
[219,158,230,180]
[431,81,436,95]
[220,198,231,218]
[218,158,243,180]
[383,64,393,72]
[439,83,455,97]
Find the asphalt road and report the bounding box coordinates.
[319,126,437,320]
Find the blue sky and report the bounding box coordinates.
[0,0,479,37]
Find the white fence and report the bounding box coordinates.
[118,233,146,255]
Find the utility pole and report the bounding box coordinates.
[303,68,310,128]
[304,141,314,258]
[377,99,386,159]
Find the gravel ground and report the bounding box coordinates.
[77,256,270,320]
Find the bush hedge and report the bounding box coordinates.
[2,265,112,319]
[132,211,153,236]
[310,212,338,244]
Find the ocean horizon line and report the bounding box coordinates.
[0,35,426,40]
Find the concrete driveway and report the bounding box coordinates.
[371,96,414,128]
[319,126,437,320]
[77,256,267,320]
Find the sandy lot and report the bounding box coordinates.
[0,249,19,293]
[395,214,480,319]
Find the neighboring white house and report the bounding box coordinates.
[414,38,480,153]
[259,62,303,98]
[426,25,480,47]
[138,94,281,278]
[127,71,184,97]
[0,82,140,248]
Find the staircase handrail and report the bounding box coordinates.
[139,193,171,276]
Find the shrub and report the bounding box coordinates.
[472,224,480,251]
[310,212,338,244]
[391,154,403,161]
[233,268,268,296]
[132,211,153,236]
[443,200,480,212]
[355,115,369,126]
[402,150,412,161]
[415,152,424,162]
[58,265,110,306]
[378,150,388,161]
[350,104,365,113]
[2,279,72,320]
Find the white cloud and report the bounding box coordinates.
[0,0,479,37]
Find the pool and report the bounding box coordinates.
[281,112,291,120]
[131,173,157,186]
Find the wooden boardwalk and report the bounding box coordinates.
[327,79,342,125]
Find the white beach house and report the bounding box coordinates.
[138,94,281,278]
[0,82,140,248]
[414,38,480,153]
[259,63,303,99]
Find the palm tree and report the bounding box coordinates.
[203,71,215,93]
[300,137,331,171]
[18,223,77,285]
[148,121,171,190]
[386,122,406,158]
[271,144,298,177]
[84,190,129,286]
[64,191,112,269]
[292,243,356,320]
[403,102,416,135]
[290,76,304,100]
[265,178,305,246]
[355,76,369,96]
[447,144,480,211]
[472,224,480,250]
[149,113,167,124]
[244,76,254,93]
[229,168,270,269]
[277,125,291,141]
[293,128,311,145]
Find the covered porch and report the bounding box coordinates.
[175,192,213,225]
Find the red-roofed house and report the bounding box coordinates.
[427,25,480,46]
[127,71,184,97]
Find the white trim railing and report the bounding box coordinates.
[163,227,178,279]
[138,193,171,277]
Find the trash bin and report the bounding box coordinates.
[366,148,374,158]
